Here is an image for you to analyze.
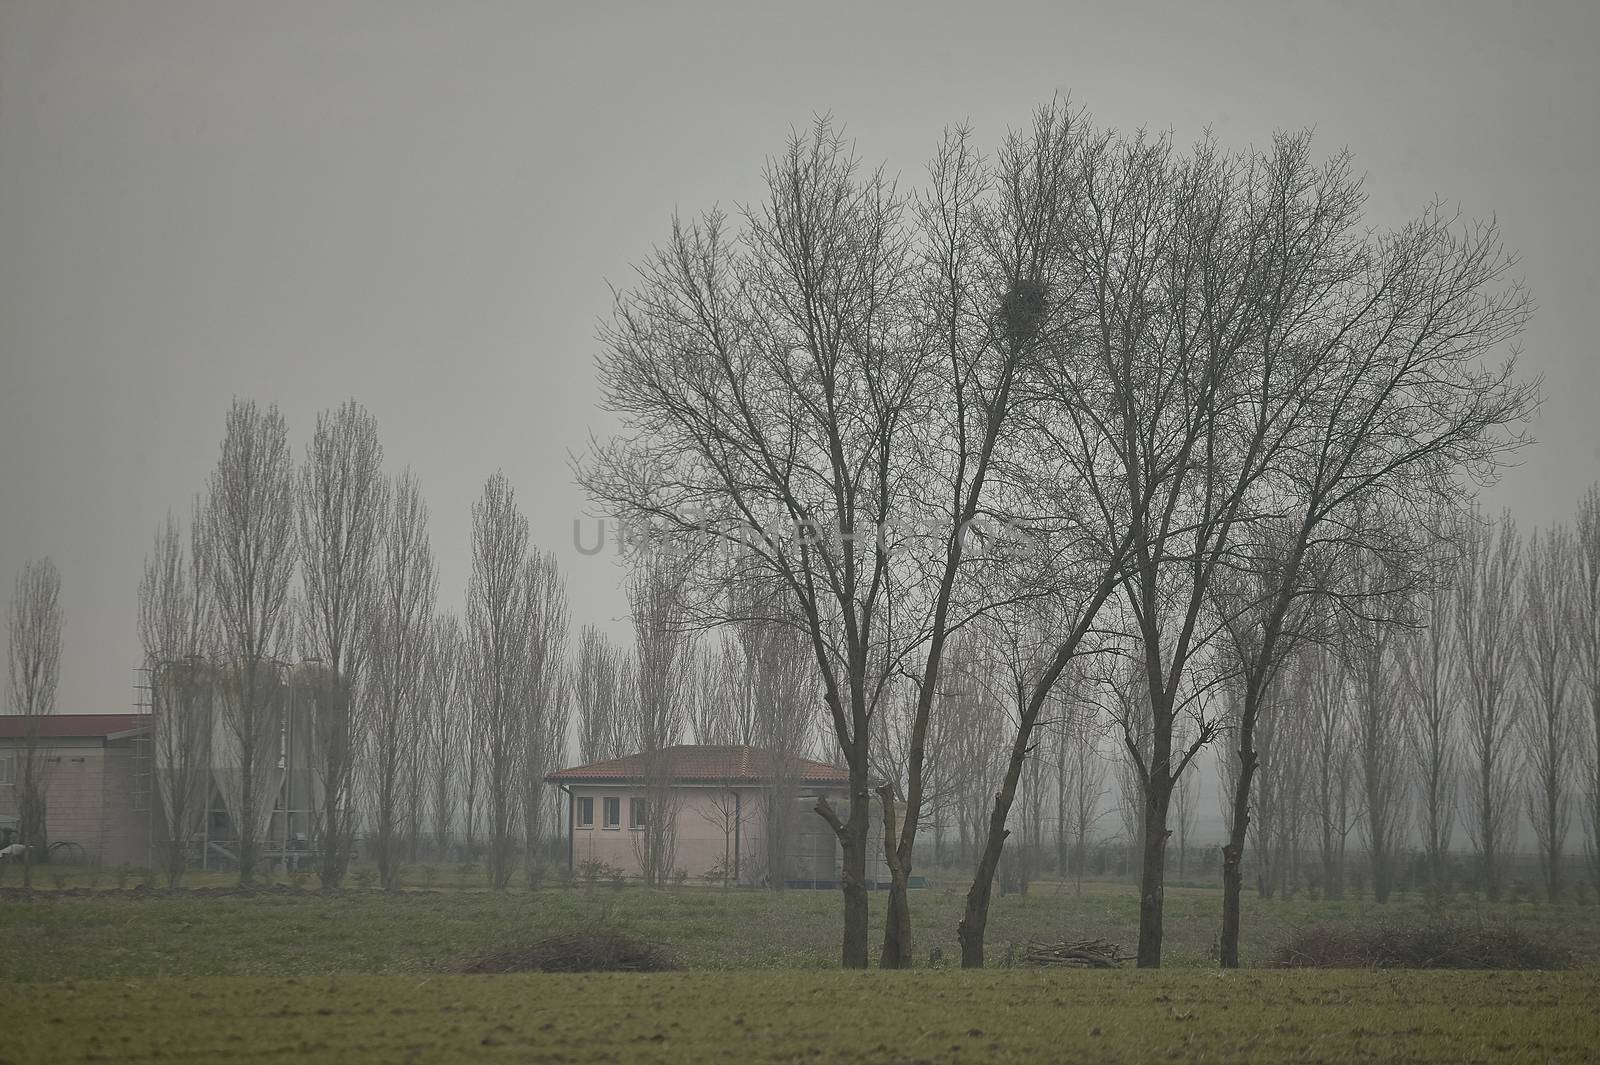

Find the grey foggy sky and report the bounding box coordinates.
[1,0,1595,717]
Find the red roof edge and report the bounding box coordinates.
[546,744,851,786]
[0,714,149,740]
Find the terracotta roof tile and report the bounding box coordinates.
[546,745,849,787]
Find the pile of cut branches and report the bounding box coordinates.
[1021,938,1130,969]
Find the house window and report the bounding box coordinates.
[0,753,13,786]
[603,796,620,829]
[576,796,594,829]
[630,798,647,830]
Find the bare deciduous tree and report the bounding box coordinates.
[689,641,736,748]
[1206,166,1532,963]
[1520,525,1576,900]
[1576,486,1600,882]
[754,623,816,887]
[1349,574,1410,905]
[1058,691,1108,895]
[1172,738,1199,883]
[696,772,757,887]
[205,399,297,886]
[582,120,922,964]
[627,547,694,888]
[877,103,1091,968]
[1456,511,1524,901]
[520,549,569,882]
[467,473,531,890]
[139,511,214,888]
[1401,536,1460,895]
[421,613,463,858]
[1307,644,1358,900]
[574,624,625,764]
[7,558,62,890]
[366,470,437,890]
[297,400,387,887]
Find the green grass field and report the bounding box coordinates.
[4,873,1598,1062]
[5,872,1600,978]
[6,970,1597,1064]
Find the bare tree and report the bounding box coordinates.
[1267,667,1314,899]
[876,639,976,871]
[1577,486,1600,882]
[876,103,1094,968]
[1014,741,1048,893]
[1400,533,1460,895]
[1306,643,1358,900]
[1206,164,1533,962]
[1456,511,1524,900]
[1218,657,1314,902]
[138,511,214,888]
[574,624,624,764]
[460,668,486,860]
[1520,525,1576,900]
[297,400,387,887]
[1110,662,1155,881]
[627,547,694,887]
[1172,741,1199,882]
[695,772,757,887]
[205,399,297,886]
[520,549,569,881]
[581,104,1124,968]
[970,605,1062,895]
[366,470,436,889]
[421,613,463,858]
[582,119,923,964]
[1047,691,1072,877]
[689,641,736,747]
[1054,686,1108,894]
[1348,571,1409,905]
[467,473,530,890]
[7,558,62,890]
[754,624,816,887]
[945,657,1008,868]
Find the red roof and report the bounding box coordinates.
[0,714,148,740]
[546,745,850,787]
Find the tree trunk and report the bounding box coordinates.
[878,785,912,968]
[960,720,1035,967]
[840,809,869,969]
[239,758,256,887]
[1220,740,1258,968]
[1545,787,1560,902]
[957,825,1005,968]
[817,785,870,969]
[1135,784,1171,968]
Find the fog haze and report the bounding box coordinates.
[2,0,1595,716]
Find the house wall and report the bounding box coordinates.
[0,737,153,866]
[561,784,865,885]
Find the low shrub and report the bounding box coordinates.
[1271,918,1573,970]
[458,927,677,973]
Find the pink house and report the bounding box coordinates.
[546,745,867,887]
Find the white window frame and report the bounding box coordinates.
[602,796,621,830]
[629,797,647,831]
[576,796,594,830]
